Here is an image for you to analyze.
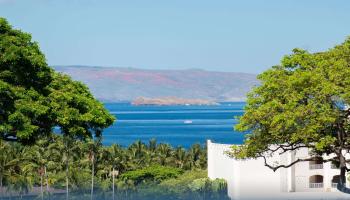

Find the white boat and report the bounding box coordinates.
[184,120,193,124]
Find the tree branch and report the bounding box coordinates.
[265,143,312,155]
[259,155,337,172]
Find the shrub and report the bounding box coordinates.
[120,165,183,184]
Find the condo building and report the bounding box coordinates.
[207,140,350,200]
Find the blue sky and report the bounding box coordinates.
[1,0,349,73]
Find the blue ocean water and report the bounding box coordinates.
[103,102,247,148]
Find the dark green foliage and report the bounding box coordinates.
[48,73,115,139]
[0,17,226,199]
[231,37,350,192]
[125,176,229,200]
[0,18,52,90]
[0,138,209,198]
[120,165,183,184]
[5,172,229,200]
[0,18,115,143]
[0,17,53,143]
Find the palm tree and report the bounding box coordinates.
[7,171,33,199]
[50,136,80,200]
[0,140,11,189]
[148,138,157,152]
[5,143,33,199]
[173,146,186,169]
[1,135,210,199]
[83,137,102,200]
[147,139,158,164]
[0,140,20,198]
[156,143,172,166]
[23,139,52,199]
[106,144,126,200]
[128,140,148,167]
[130,140,146,159]
[117,180,135,199]
[186,144,203,170]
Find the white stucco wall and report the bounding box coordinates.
[207,140,350,200]
[207,140,236,198]
[207,140,288,199]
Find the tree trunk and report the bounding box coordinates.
[0,175,3,200]
[40,174,43,200]
[91,161,94,200]
[337,166,350,193]
[45,166,49,192]
[337,154,350,193]
[112,168,115,200]
[66,160,69,200]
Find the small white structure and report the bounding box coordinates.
[207,140,350,200]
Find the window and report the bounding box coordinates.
[332,175,342,188]
[309,175,323,188]
[309,158,323,170]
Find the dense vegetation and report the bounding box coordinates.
[231,37,350,193]
[0,17,229,199]
[0,136,228,199]
[0,17,115,144]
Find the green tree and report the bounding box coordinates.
[49,136,81,199]
[4,142,33,198]
[82,137,102,200]
[24,139,53,199]
[0,18,115,144]
[147,139,158,164]
[173,146,186,169]
[0,18,52,143]
[148,138,157,153]
[0,137,210,198]
[7,169,34,199]
[231,37,350,193]
[48,73,115,140]
[120,165,183,185]
[128,140,148,167]
[156,143,172,166]
[105,144,127,200]
[186,144,205,170]
[0,140,20,193]
[160,170,207,195]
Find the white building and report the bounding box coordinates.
[207,140,350,200]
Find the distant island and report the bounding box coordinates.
[132,97,219,106]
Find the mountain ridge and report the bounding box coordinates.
[53,65,259,102]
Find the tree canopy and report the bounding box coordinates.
[231,37,350,192]
[0,138,211,199]
[0,17,115,143]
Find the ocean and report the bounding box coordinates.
[102,102,247,148]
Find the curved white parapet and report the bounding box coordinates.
[207,140,350,200]
[207,140,237,198]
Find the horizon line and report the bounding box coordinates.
[52,65,259,75]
